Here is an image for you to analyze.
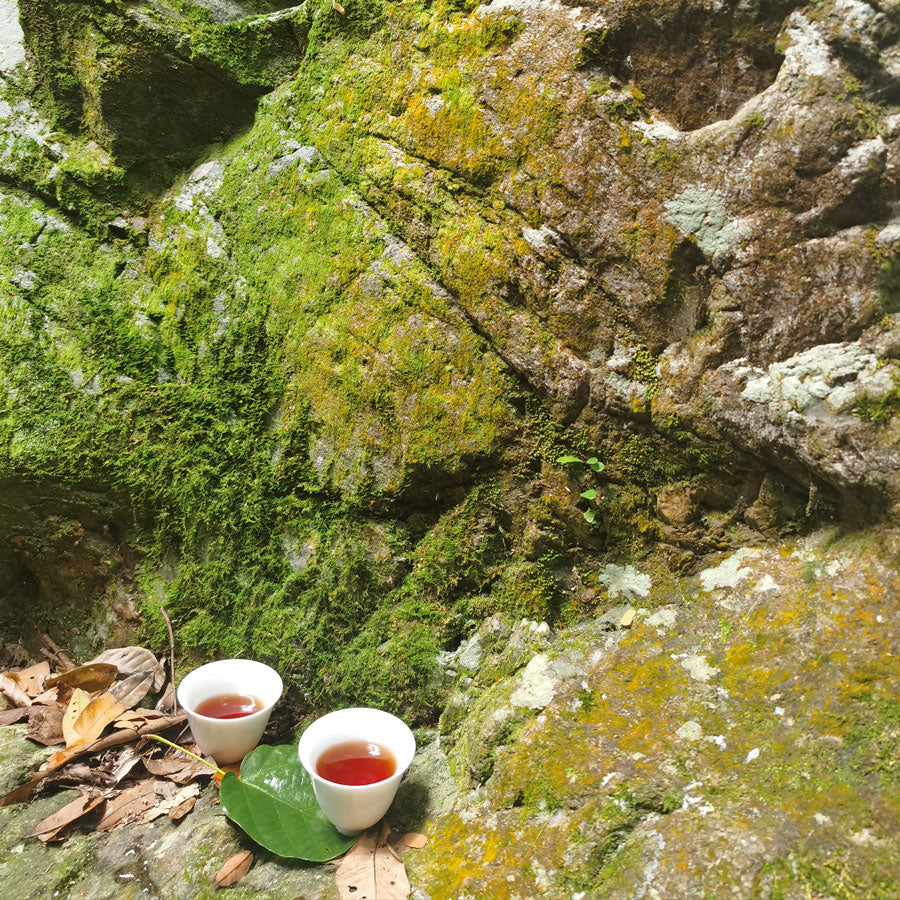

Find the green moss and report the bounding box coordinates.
[630,346,659,400]
[762,849,900,900]
[853,385,900,425]
[743,110,765,129]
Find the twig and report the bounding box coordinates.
[146,734,225,776]
[159,606,177,713]
[41,634,75,671]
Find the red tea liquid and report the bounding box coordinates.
[315,740,396,785]
[194,692,262,719]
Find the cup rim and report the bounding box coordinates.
[177,659,283,722]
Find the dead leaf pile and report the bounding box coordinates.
[0,636,212,844]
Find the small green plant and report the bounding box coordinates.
[557,454,605,523]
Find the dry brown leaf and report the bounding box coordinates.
[95,780,160,832]
[68,693,125,749]
[168,794,196,821]
[47,663,117,693]
[402,833,427,849]
[114,709,167,729]
[44,763,117,790]
[0,673,32,707]
[110,745,144,784]
[155,682,176,714]
[110,671,154,711]
[30,792,104,842]
[144,782,200,822]
[335,821,410,900]
[0,706,30,726]
[142,756,196,779]
[214,850,254,889]
[141,742,212,784]
[25,704,65,746]
[62,689,91,746]
[30,687,60,706]
[15,661,51,697]
[90,647,165,693]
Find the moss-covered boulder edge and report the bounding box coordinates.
[0,0,898,891]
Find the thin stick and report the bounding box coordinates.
[159,606,178,713]
[41,634,75,671]
[146,734,224,776]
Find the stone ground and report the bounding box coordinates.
[1,528,898,898]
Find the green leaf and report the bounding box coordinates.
[219,745,356,861]
[583,508,597,524]
[557,455,581,465]
[580,489,597,500]
[586,457,605,473]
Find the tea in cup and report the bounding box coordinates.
[177,659,283,764]
[298,707,416,835]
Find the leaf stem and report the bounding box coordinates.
[146,734,225,775]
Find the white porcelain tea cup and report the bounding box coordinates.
[177,659,283,764]
[298,707,416,835]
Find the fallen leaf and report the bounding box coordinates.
[62,689,92,746]
[0,707,30,725]
[45,763,117,790]
[111,745,145,784]
[168,795,196,821]
[144,782,201,822]
[68,693,125,749]
[214,850,254,888]
[14,661,51,697]
[110,671,154,711]
[30,688,60,705]
[141,756,186,777]
[90,647,165,692]
[335,821,410,900]
[0,673,32,707]
[155,682,176,714]
[402,833,427,849]
[114,709,167,729]
[30,792,104,842]
[95,780,160,832]
[25,704,65,746]
[47,663,117,693]
[142,753,211,784]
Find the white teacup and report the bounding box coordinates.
[298,707,416,835]
[177,659,283,764]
